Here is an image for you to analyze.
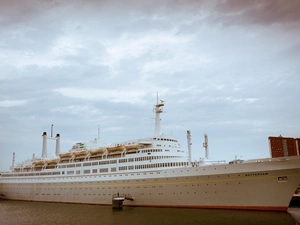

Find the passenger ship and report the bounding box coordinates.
[1,99,300,211]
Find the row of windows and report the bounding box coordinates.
[153,138,178,142]
[1,171,61,177]
[8,156,180,176]
[1,161,188,177]
[245,173,268,177]
[135,162,188,170]
[141,149,163,153]
[135,156,179,162]
[58,156,179,168]
[72,162,188,174]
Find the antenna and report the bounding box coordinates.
[51,124,53,137]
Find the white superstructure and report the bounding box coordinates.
[1,99,300,211]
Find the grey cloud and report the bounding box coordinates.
[0,0,65,27]
[214,0,300,27]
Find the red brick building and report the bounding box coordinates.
[268,136,300,158]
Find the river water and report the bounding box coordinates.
[0,200,299,225]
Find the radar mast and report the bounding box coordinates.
[154,93,164,136]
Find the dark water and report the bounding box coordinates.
[0,200,299,225]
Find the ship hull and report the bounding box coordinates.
[1,156,300,211]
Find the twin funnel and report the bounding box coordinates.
[41,125,60,158]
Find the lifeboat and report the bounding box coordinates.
[90,148,105,155]
[125,145,139,151]
[33,160,46,166]
[107,145,124,152]
[73,150,88,157]
[46,159,59,164]
[59,152,73,158]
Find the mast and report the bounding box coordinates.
[187,130,192,166]
[11,152,15,170]
[154,94,164,136]
[203,133,209,159]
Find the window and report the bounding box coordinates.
[128,166,134,170]
[119,166,127,171]
[84,170,90,174]
[278,176,288,182]
[100,168,108,173]
[100,161,109,165]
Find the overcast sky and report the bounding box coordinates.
[1,0,299,171]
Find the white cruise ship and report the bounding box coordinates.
[1,99,300,211]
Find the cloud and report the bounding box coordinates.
[0,100,28,107]
[141,54,211,75]
[198,96,259,104]
[214,0,300,27]
[51,105,101,116]
[54,88,148,104]
[51,36,84,58]
[102,30,196,68]
[276,42,300,62]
